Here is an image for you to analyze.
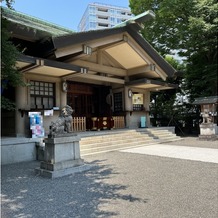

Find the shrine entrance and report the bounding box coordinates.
[67,82,114,130]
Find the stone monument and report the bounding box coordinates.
[193,96,218,141]
[199,109,217,140]
[35,105,91,178]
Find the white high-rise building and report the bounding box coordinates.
[78,2,133,31]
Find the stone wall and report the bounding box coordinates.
[1,138,41,165]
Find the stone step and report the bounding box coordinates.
[145,130,179,139]
[81,140,155,156]
[80,134,152,145]
[80,129,149,137]
[159,136,183,143]
[79,128,182,156]
[147,132,174,136]
[80,137,154,149]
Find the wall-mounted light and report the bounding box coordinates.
[128,89,133,98]
[62,81,68,92]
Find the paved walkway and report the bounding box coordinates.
[1,137,218,218]
[120,144,218,163]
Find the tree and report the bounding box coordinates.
[3,0,15,9]
[149,56,185,128]
[129,0,218,99]
[185,0,218,99]
[1,1,25,110]
[129,0,194,55]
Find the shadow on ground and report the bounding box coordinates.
[1,159,147,217]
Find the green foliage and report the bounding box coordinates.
[185,0,218,99]
[129,0,218,99]
[130,0,217,133]
[129,0,194,55]
[1,17,22,87]
[1,96,16,110]
[149,57,185,127]
[1,6,25,110]
[3,0,15,9]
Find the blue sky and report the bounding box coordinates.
[1,0,131,31]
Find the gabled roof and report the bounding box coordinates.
[3,6,177,87]
[193,96,218,105]
[52,24,176,78]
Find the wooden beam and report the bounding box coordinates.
[127,64,157,76]
[55,45,82,58]
[54,34,123,58]
[102,50,124,68]
[71,59,127,77]
[63,71,125,84]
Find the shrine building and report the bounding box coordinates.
[2,7,178,137]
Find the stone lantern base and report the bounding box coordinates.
[199,123,217,141]
[35,134,92,178]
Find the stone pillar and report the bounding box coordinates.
[143,91,151,127]
[15,85,27,137]
[124,87,133,112]
[60,84,67,108]
[35,135,91,178]
[124,87,133,128]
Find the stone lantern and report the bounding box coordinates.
[193,96,218,140]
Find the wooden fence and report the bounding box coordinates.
[113,116,125,129]
[72,117,86,132]
[72,116,125,132]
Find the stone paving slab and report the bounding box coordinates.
[120,144,218,163]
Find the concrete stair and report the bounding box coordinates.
[79,128,182,156]
[80,130,154,156]
[144,128,183,143]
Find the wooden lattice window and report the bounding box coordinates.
[30,81,55,109]
[114,92,123,112]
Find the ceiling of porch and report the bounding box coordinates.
[16,55,82,78]
[104,42,146,69]
[126,78,178,92]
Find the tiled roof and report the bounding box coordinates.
[1,7,74,37]
[193,96,218,105]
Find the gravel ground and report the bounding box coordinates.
[1,137,218,218]
[163,136,218,149]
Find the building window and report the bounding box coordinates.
[89,14,96,21]
[98,23,109,27]
[90,22,96,29]
[110,17,116,23]
[30,81,55,109]
[98,8,108,12]
[89,6,96,14]
[117,18,122,23]
[114,92,123,112]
